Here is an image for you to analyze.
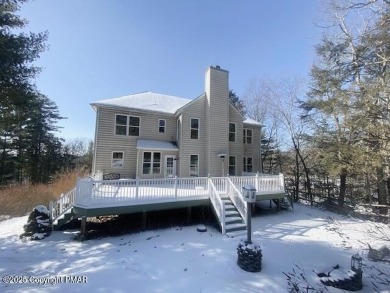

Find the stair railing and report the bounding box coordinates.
[49,187,76,225]
[226,177,247,223]
[208,178,226,234]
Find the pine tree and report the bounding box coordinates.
[0,0,63,184]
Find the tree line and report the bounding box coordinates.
[241,0,390,215]
[3,0,390,217]
[0,0,91,185]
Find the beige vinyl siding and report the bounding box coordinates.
[179,96,206,177]
[229,105,244,175]
[93,106,177,178]
[243,123,261,173]
[205,67,229,176]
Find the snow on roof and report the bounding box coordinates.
[91,91,192,114]
[137,139,179,151]
[243,118,262,126]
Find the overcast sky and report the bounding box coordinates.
[19,0,321,141]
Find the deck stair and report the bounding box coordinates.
[53,208,75,230]
[220,194,247,236]
[49,187,76,230]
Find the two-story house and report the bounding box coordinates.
[90,66,262,179]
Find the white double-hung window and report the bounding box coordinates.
[143,152,161,175]
[115,115,140,136]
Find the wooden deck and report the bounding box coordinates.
[50,174,287,230]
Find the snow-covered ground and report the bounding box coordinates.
[0,203,389,293]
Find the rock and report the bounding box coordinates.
[20,205,52,241]
[197,224,207,232]
[368,244,390,262]
[318,266,363,291]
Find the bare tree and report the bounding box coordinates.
[243,77,313,201]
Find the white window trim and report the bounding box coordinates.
[114,114,141,136]
[243,128,253,144]
[189,154,199,177]
[158,119,166,133]
[129,115,141,136]
[243,157,253,172]
[229,155,236,176]
[111,151,124,168]
[229,122,236,142]
[142,151,161,175]
[190,117,200,140]
[115,114,128,136]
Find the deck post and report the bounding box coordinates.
[279,173,284,190]
[136,177,139,199]
[49,201,54,228]
[75,178,80,204]
[247,201,252,244]
[207,174,211,194]
[186,207,192,224]
[80,216,87,241]
[174,176,178,198]
[59,196,63,215]
[142,211,147,230]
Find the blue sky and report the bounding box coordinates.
[19,0,321,141]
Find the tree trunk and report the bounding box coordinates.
[0,141,6,184]
[297,151,312,205]
[294,153,300,202]
[338,170,347,206]
[365,173,371,203]
[376,166,388,215]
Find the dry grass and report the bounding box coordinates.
[0,168,89,217]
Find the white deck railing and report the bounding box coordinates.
[50,174,285,224]
[75,176,209,207]
[227,177,247,223]
[208,178,226,234]
[230,173,285,195]
[49,188,76,223]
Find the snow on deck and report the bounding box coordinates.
[75,176,285,209]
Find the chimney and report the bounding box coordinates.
[205,66,229,176]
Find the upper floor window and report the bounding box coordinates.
[115,115,140,136]
[243,128,252,144]
[111,151,124,168]
[158,119,166,133]
[191,118,199,139]
[115,115,127,135]
[129,116,140,136]
[143,152,161,175]
[229,123,236,142]
[177,119,181,139]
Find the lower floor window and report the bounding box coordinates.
[190,155,199,176]
[229,156,236,176]
[111,152,124,168]
[143,152,161,174]
[243,157,253,173]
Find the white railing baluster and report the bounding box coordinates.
[50,174,284,225]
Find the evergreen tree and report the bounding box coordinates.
[229,90,246,116]
[0,0,63,184]
[305,0,390,211]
